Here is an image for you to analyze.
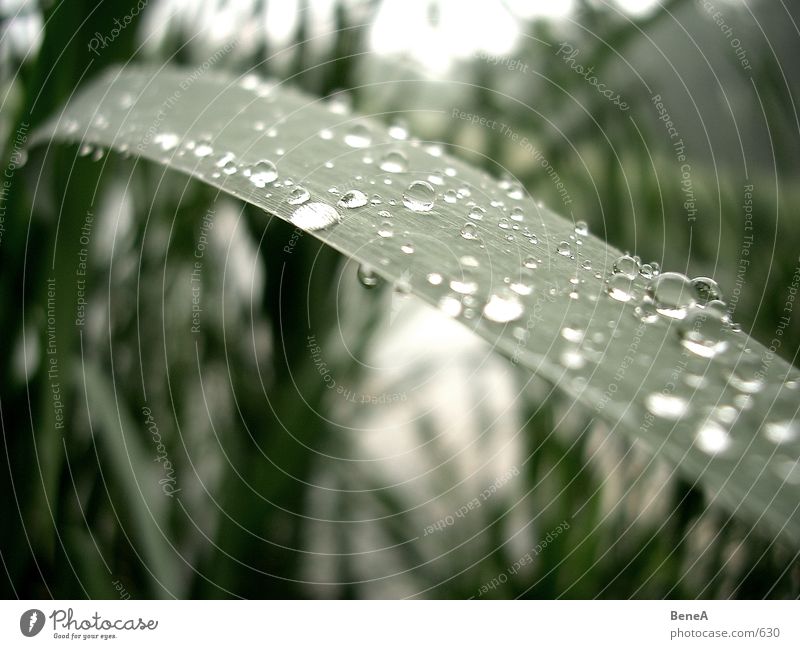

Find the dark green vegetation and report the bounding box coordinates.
[1,0,798,599]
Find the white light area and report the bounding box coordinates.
[265,0,300,47]
[503,0,575,20]
[370,0,519,75]
[612,0,661,17]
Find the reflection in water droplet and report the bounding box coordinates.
[338,190,368,208]
[402,180,435,212]
[763,421,798,444]
[357,264,381,288]
[249,159,278,187]
[647,272,695,319]
[344,124,372,148]
[289,202,341,231]
[645,393,689,420]
[695,420,731,455]
[483,291,524,323]
[678,306,729,358]
[691,276,723,304]
[379,151,408,173]
[287,186,310,205]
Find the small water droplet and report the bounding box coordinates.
[379,151,408,173]
[377,221,394,238]
[450,279,478,295]
[460,223,479,240]
[510,282,532,296]
[443,189,458,203]
[695,420,731,455]
[154,132,179,151]
[691,276,723,305]
[427,272,443,285]
[289,202,341,231]
[249,159,278,187]
[561,326,584,343]
[646,393,690,420]
[439,295,462,317]
[194,140,214,157]
[400,242,415,254]
[510,207,524,222]
[357,264,381,288]
[468,206,485,221]
[523,256,539,270]
[763,421,798,445]
[574,220,589,236]
[388,119,409,140]
[482,290,524,323]
[402,180,435,212]
[344,123,372,148]
[338,189,368,208]
[557,241,573,258]
[287,186,310,205]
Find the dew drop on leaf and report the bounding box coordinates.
[482,290,524,323]
[338,189,368,208]
[249,159,278,187]
[647,272,695,319]
[287,186,310,205]
[379,151,408,173]
[402,180,435,212]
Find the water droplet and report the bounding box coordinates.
[287,186,310,205]
[461,207,483,223]
[606,274,636,302]
[695,420,731,455]
[344,123,372,148]
[319,128,334,140]
[645,393,690,420]
[443,189,458,203]
[377,221,394,238]
[357,264,381,288]
[289,202,341,231]
[400,242,415,254]
[647,272,695,319]
[249,160,278,187]
[510,282,532,296]
[560,348,586,370]
[691,276,723,305]
[561,326,584,343]
[194,140,213,157]
[450,279,478,295]
[439,295,462,317]
[613,254,639,279]
[154,132,179,151]
[379,151,408,173]
[427,272,443,285]
[460,223,479,240]
[388,120,409,140]
[338,189,368,208]
[483,290,524,323]
[555,241,573,259]
[574,220,589,236]
[523,256,539,270]
[678,306,729,358]
[402,180,435,212]
[763,421,798,444]
[510,207,524,222]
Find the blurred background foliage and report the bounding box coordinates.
[1,0,799,598]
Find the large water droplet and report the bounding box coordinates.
[289,202,341,231]
[574,220,589,236]
[647,272,695,319]
[249,159,278,187]
[338,190,368,209]
[402,180,435,212]
[763,420,798,445]
[557,241,573,258]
